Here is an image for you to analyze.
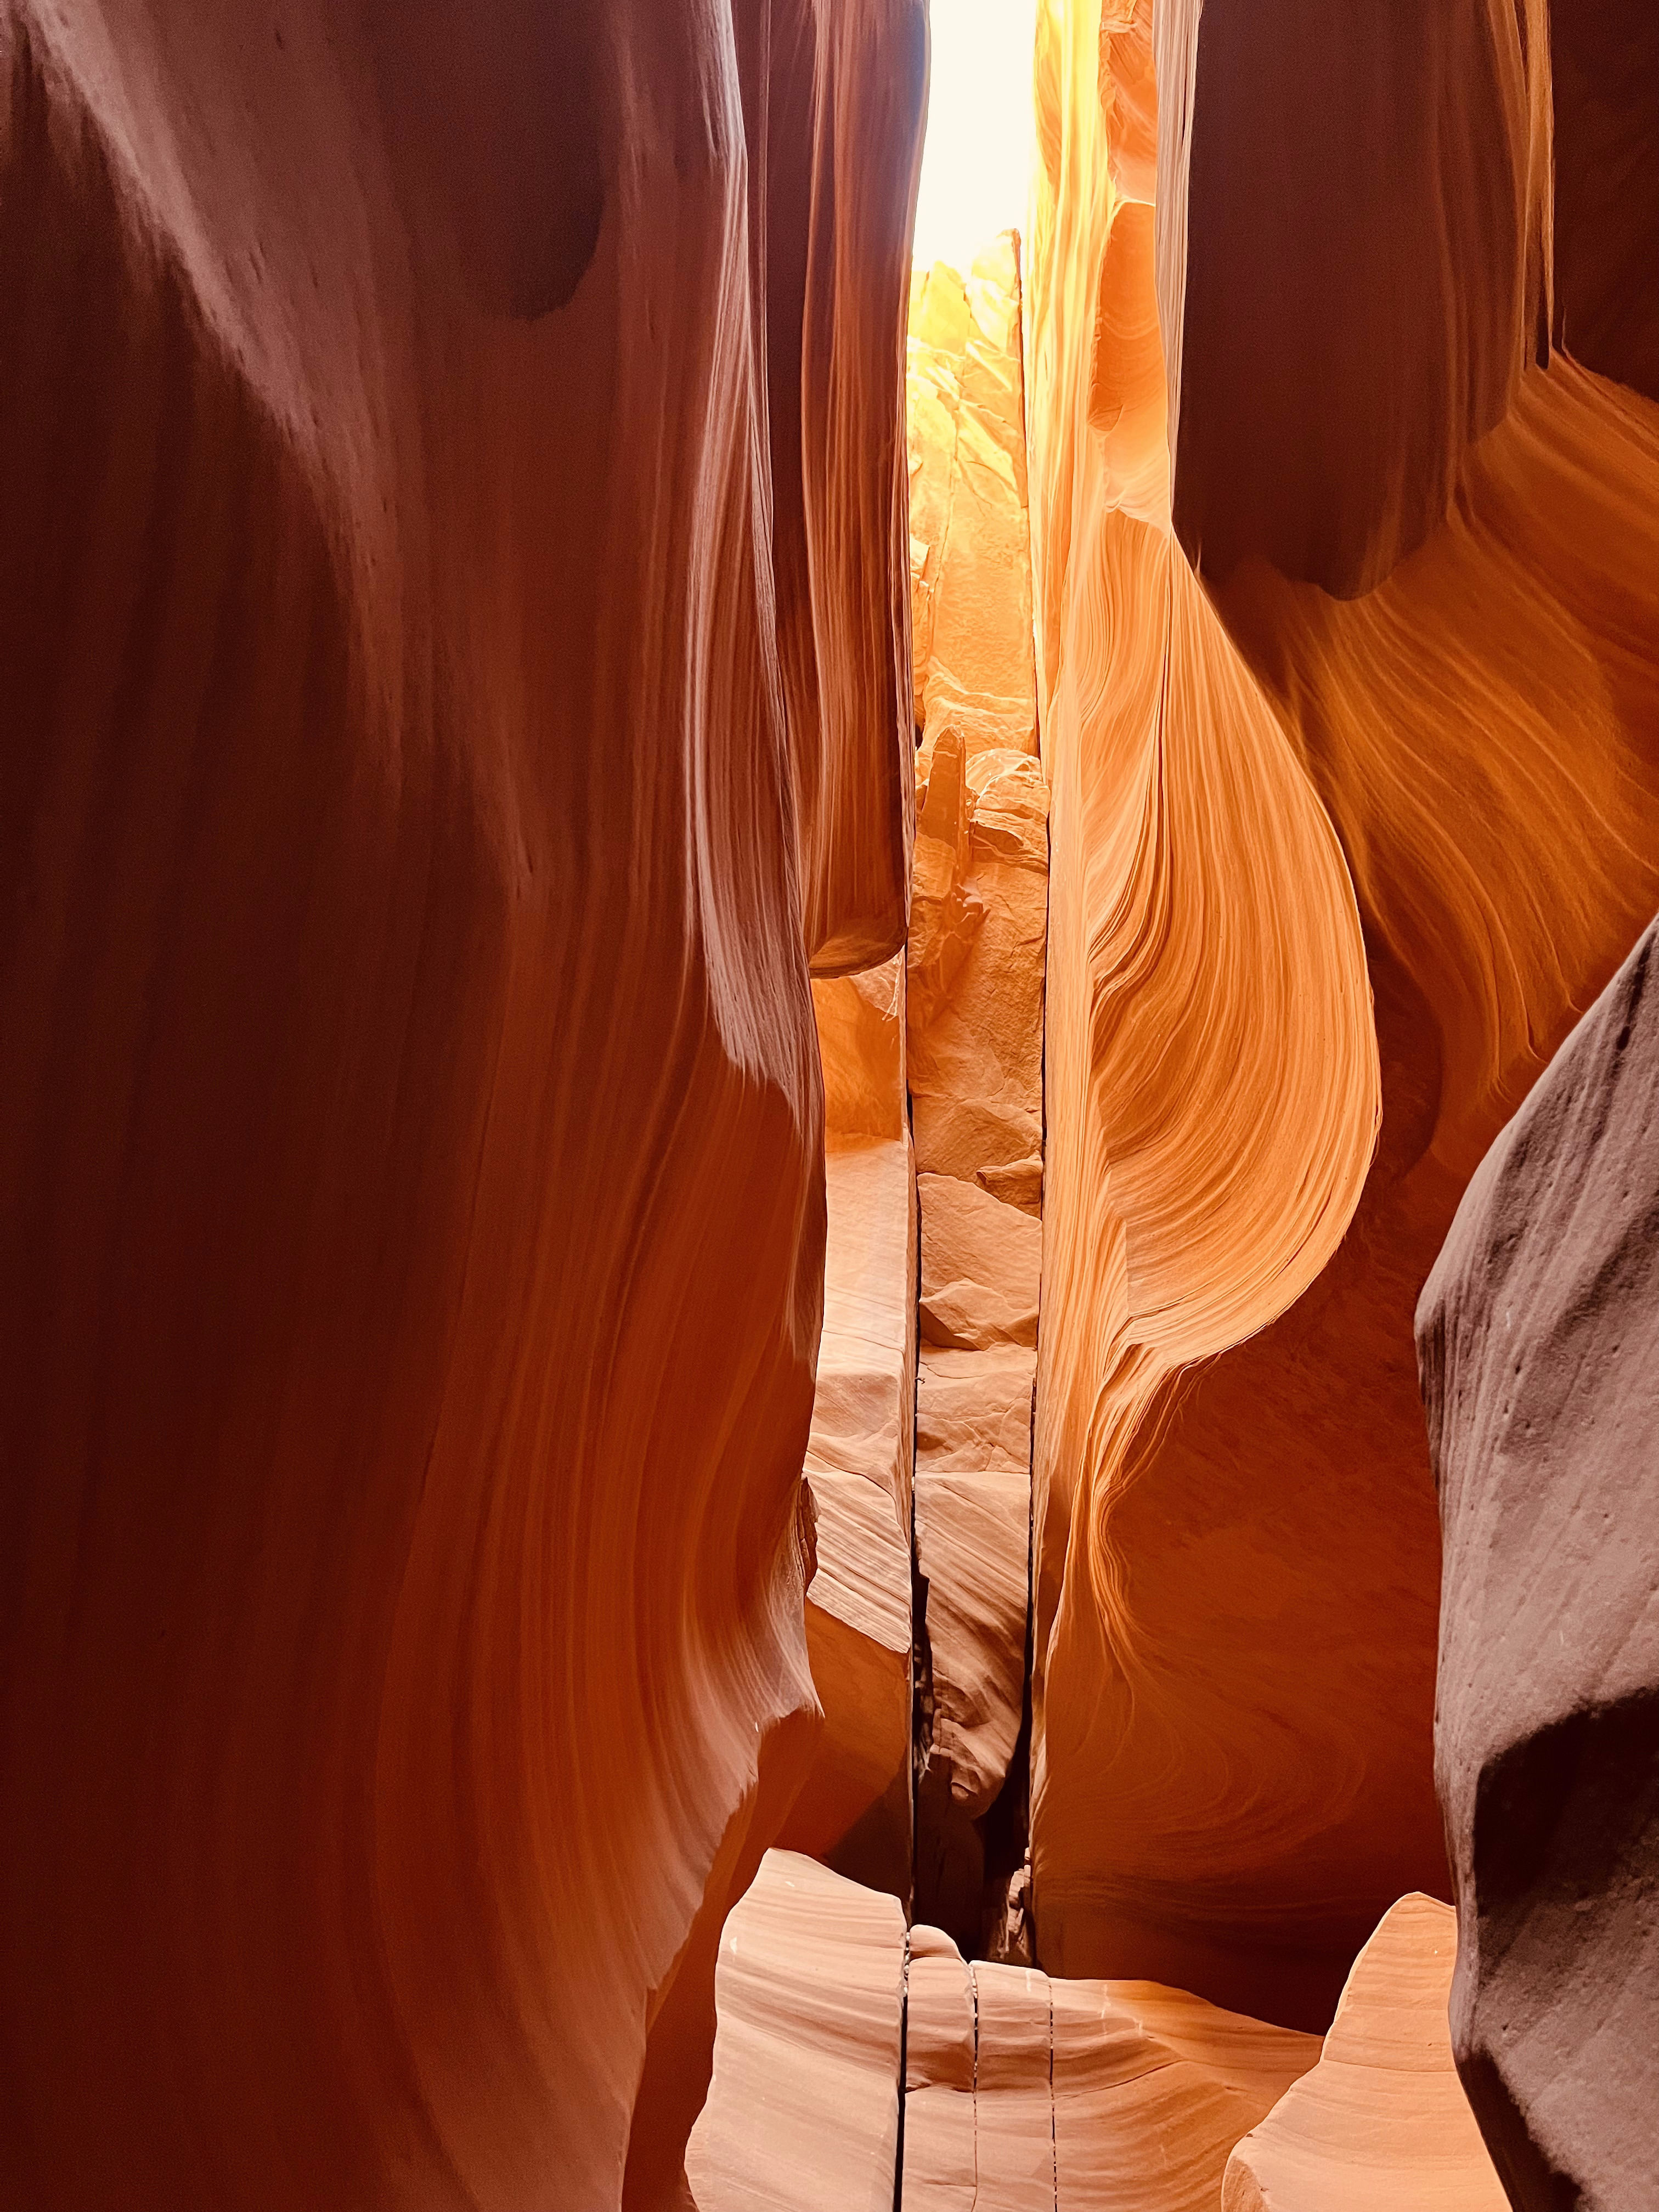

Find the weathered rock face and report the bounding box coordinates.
[908,241,1038,763]
[1418,919,1659,2212]
[0,4,922,2207]
[1222,1895,1506,2211]
[1026,0,1659,2028]
[906,243,1049,1958]
[777,957,916,1899]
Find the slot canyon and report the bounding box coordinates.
[1,0,1655,2208]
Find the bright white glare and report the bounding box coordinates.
[911,0,1039,271]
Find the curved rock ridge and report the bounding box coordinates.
[1222,1895,1506,2211]
[1419,918,1659,2212]
[1026,0,1659,2028]
[0,4,922,2207]
[1024,0,1382,2024]
[686,1852,906,2212]
[903,1923,1322,2210]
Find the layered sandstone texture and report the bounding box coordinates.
[778,957,917,1899]
[908,240,1037,763]
[0,4,924,2208]
[905,1943,1321,2212]
[1025,0,1659,2029]
[1222,1895,1505,2211]
[696,1864,1321,2212]
[906,243,1049,1954]
[1419,918,1659,2212]
[686,1852,906,2212]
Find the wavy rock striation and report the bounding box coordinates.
[0,4,923,2207]
[1026,0,1659,2027]
[1222,1895,1505,2211]
[906,245,1049,1956]
[1418,919,1659,2212]
[904,1926,1321,2210]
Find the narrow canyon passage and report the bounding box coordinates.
[2,2,1655,2210]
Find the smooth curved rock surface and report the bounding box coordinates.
[1025,0,1383,2025]
[686,1852,905,2212]
[0,4,922,2206]
[1222,1895,1505,2211]
[1549,0,1659,407]
[1418,919,1659,2212]
[1161,0,1551,598]
[900,1925,1321,2212]
[780,958,916,1899]
[1026,0,1659,2029]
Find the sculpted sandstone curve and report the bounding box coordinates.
[1025,0,1659,2028]
[0,5,922,2207]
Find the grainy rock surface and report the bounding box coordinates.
[1419,919,1659,2212]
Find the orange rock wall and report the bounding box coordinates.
[1025,0,1659,2027]
[906,242,1049,1955]
[1024,0,1381,2024]
[0,4,922,2207]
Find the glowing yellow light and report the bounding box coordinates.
[912,0,1039,270]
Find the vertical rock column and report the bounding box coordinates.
[905,244,1050,1956]
[777,958,919,1901]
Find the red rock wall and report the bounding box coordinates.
[0,4,921,2206]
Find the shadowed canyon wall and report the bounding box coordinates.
[1025,0,1659,2031]
[0,3,922,2206]
[1420,919,1659,2212]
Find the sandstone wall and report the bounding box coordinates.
[0,4,922,2206]
[1025,0,1659,2027]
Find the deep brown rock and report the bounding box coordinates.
[1418,918,1659,2212]
[1026,0,1659,2032]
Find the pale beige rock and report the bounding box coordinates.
[685,1853,905,2212]
[973,1963,1056,2212]
[808,1133,917,1519]
[1051,1979,1321,2212]
[912,1342,1035,1934]
[895,1929,1321,2212]
[1222,1895,1508,2212]
[905,300,1048,1946]
[901,1928,977,2211]
[910,731,1049,1204]
[782,957,916,1890]
[915,1472,1030,1816]
[916,1346,1036,1475]
[918,1175,1041,1351]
